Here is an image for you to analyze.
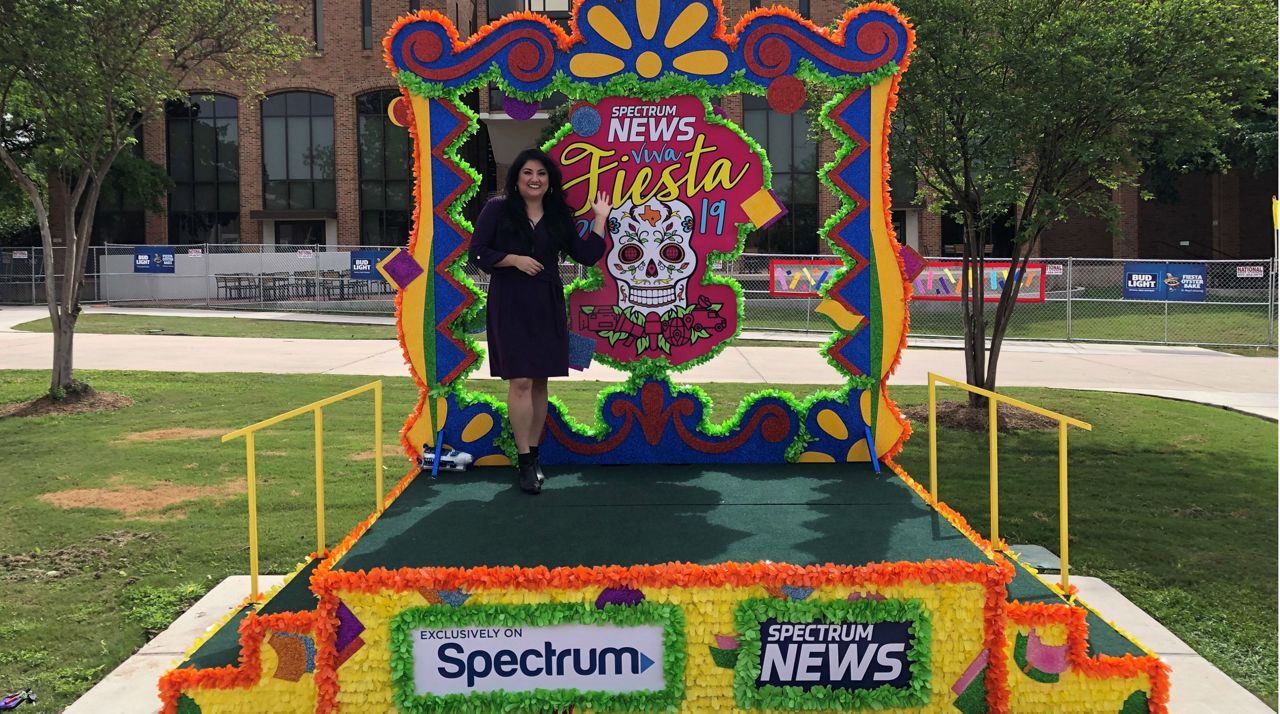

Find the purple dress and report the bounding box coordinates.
[469,197,606,378]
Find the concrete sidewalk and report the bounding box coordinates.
[2,304,1275,419]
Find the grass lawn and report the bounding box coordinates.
[744,294,1276,346]
[16,304,1276,347]
[908,298,1276,345]
[12,314,397,340]
[1213,346,1279,357]
[10,314,819,349]
[0,370,1274,709]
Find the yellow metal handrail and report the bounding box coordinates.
[222,381,384,599]
[927,373,1091,592]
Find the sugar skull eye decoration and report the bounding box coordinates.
[619,244,644,263]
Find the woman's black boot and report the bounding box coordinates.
[530,445,546,485]
[517,452,541,494]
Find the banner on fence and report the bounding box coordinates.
[910,261,1045,302]
[1167,264,1207,301]
[133,246,175,274]
[1237,265,1265,278]
[352,250,391,281]
[1123,262,1206,302]
[769,259,842,297]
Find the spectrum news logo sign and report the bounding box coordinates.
[735,598,929,710]
[411,623,665,695]
[756,619,913,690]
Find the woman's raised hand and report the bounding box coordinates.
[591,191,611,222]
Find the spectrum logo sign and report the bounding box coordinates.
[410,623,666,695]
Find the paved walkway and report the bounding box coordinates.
[2,304,1275,419]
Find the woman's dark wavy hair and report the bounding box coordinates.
[501,148,576,250]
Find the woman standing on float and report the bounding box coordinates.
[469,148,610,495]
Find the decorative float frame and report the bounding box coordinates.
[156,6,1172,712]
[378,0,925,466]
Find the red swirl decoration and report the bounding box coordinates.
[546,382,792,456]
[742,20,899,78]
[855,20,897,59]
[399,25,555,84]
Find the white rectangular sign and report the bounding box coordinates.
[1237,265,1265,278]
[1045,264,1064,276]
[412,623,665,695]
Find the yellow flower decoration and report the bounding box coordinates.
[570,0,729,80]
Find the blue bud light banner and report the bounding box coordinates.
[1123,262,1207,302]
[351,250,391,281]
[133,246,175,274]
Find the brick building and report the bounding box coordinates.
[83,0,1276,260]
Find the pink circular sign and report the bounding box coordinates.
[552,95,778,368]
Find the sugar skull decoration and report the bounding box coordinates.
[554,95,786,368]
[608,199,697,315]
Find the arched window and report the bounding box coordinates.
[93,125,146,245]
[742,95,818,254]
[261,91,335,211]
[166,94,240,244]
[357,90,412,246]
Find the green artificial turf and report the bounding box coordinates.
[180,558,321,671]
[182,462,1143,671]
[0,371,1273,707]
[333,464,989,571]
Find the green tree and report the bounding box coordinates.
[0,0,308,398]
[887,0,1275,404]
[0,162,38,245]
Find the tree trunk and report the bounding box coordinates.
[961,220,988,408]
[985,235,1038,397]
[45,158,113,398]
[50,310,77,395]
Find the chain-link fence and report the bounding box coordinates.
[0,245,109,304]
[9,243,401,315]
[2,247,1275,347]
[906,257,1277,347]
